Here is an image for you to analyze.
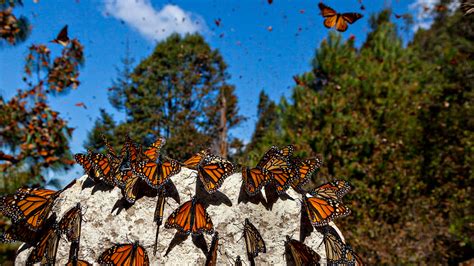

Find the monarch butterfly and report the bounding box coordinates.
[309,180,351,200]
[133,158,181,189]
[26,223,60,265]
[0,188,60,231]
[241,166,272,196]
[153,189,166,256]
[143,137,166,162]
[165,196,214,235]
[74,152,100,181]
[51,25,69,46]
[318,3,363,32]
[205,232,219,266]
[59,203,82,243]
[243,218,266,259]
[89,152,120,186]
[97,241,149,266]
[320,226,364,266]
[291,157,323,191]
[196,154,235,193]
[285,235,321,265]
[182,149,211,168]
[256,145,295,194]
[302,193,350,227]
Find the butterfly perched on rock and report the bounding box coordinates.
[98,241,149,266]
[0,187,61,231]
[243,218,266,260]
[165,196,214,235]
[284,235,321,265]
[318,3,363,32]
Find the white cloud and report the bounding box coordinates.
[103,0,207,42]
[409,0,460,31]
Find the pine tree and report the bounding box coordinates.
[86,34,243,159]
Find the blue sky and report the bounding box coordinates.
[0,0,441,184]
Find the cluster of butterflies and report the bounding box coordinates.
[0,134,362,265]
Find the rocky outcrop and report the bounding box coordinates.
[16,168,343,265]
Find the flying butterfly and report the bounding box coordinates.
[302,193,350,227]
[284,235,321,266]
[243,218,266,260]
[51,25,70,46]
[205,232,219,266]
[256,145,295,194]
[196,154,235,193]
[182,149,211,169]
[0,188,61,231]
[290,156,323,191]
[97,241,149,266]
[165,196,214,235]
[318,3,363,32]
[309,180,351,200]
[153,189,166,256]
[143,137,166,162]
[26,223,60,265]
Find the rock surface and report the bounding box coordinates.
[16,168,343,265]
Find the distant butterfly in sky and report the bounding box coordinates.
[51,25,70,46]
[318,3,363,32]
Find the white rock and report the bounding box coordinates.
[16,168,342,265]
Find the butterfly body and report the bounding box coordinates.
[165,197,214,235]
[318,3,362,32]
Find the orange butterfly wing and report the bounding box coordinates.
[165,199,193,234]
[98,242,149,266]
[197,155,234,193]
[143,137,166,161]
[192,200,214,234]
[309,180,351,200]
[319,3,337,28]
[182,149,210,168]
[291,157,323,190]
[0,188,59,230]
[242,167,271,196]
[303,194,350,226]
[134,158,180,189]
[165,198,213,235]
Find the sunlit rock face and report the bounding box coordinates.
[16,168,341,265]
